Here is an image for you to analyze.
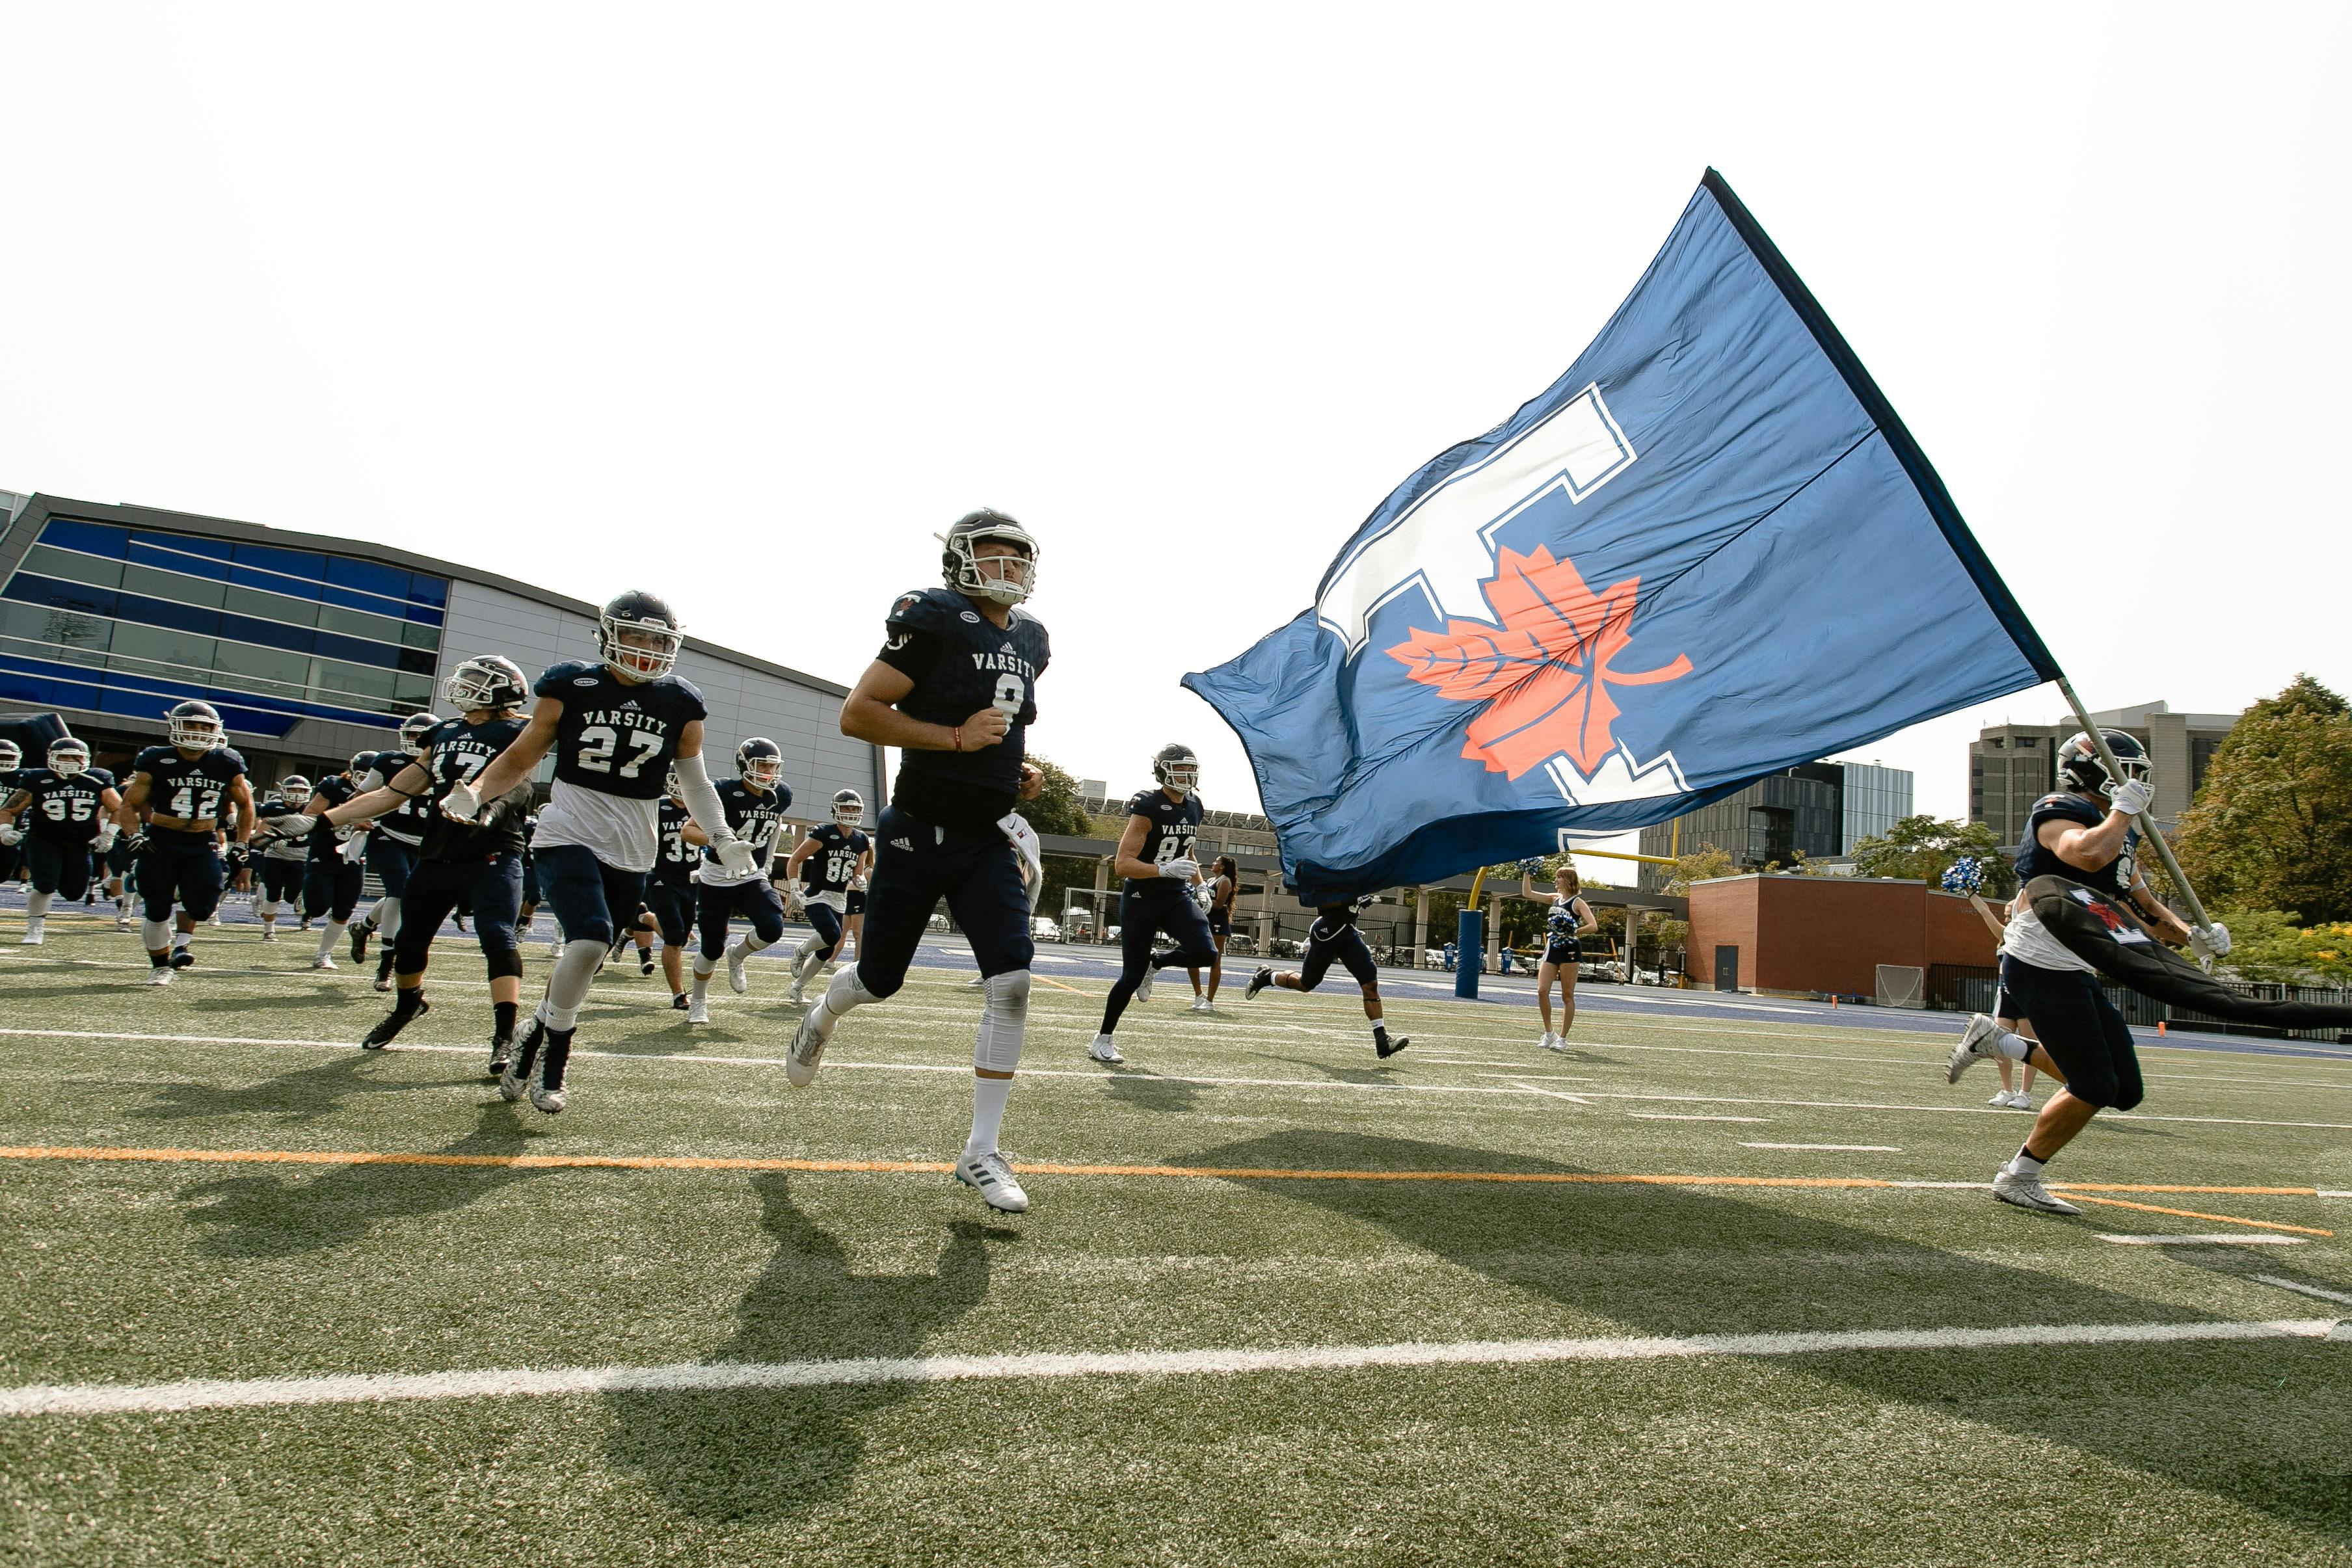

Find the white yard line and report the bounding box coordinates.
[3,1317,2334,1419]
[2252,1275,2352,1304]
[8,1028,2352,1130]
[2096,1235,2306,1247]
[1508,1080,1593,1105]
[1630,1113,1769,1123]
[1743,1143,1901,1152]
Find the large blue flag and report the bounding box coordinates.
[1184,170,2056,903]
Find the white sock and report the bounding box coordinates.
[965,1076,1012,1159]
[542,938,607,1030]
[374,896,403,943]
[725,937,755,966]
[690,968,709,1001]
[974,970,1030,1074]
[812,964,876,1037]
[27,891,53,921]
[2003,1147,2046,1178]
[172,931,191,952]
[316,920,346,963]
[790,937,820,980]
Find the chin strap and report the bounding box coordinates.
[671,752,733,849]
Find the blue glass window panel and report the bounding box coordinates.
[315,601,408,645]
[324,555,410,600]
[223,583,319,628]
[311,628,397,667]
[395,646,436,676]
[128,535,234,581]
[320,582,409,617]
[402,602,445,628]
[21,543,125,589]
[407,574,448,608]
[133,529,235,561]
[215,612,316,656]
[6,573,120,619]
[113,592,220,638]
[120,561,228,609]
[36,518,129,557]
[231,541,328,583]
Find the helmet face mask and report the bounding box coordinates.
[831,788,864,829]
[278,776,312,810]
[0,739,18,771]
[47,739,89,778]
[941,510,1039,606]
[167,700,225,752]
[665,766,685,803]
[597,591,684,682]
[398,711,442,757]
[1152,743,1200,798]
[444,654,529,714]
[349,751,373,777]
[2058,729,2152,796]
[736,737,784,791]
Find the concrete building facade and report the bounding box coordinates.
[1635,760,1913,889]
[1968,700,2238,845]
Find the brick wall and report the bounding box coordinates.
[1688,876,2001,996]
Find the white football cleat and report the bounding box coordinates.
[260,927,278,942]
[727,947,749,995]
[963,972,987,989]
[18,923,43,946]
[1986,1088,2012,1106]
[145,966,174,987]
[1190,995,1212,1014]
[786,1009,831,1088]
[1946,1013,2001,1084]
[1136,966,1154,1003]
[788,977,807,1005]
[310,956,336,970]
[956,1150,1030,1214]
[687,994,710,1025]
[1088,1034,1124,1064]
[2007,1090,2037,1111]
[1992,1169,2080,1215]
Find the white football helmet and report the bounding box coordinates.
[47,739,90,778]
[831,788,864,829]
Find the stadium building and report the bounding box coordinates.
[1635,760,1915,889]
[0,490,882,809]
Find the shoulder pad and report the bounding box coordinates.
[133,745,174,773]
[537,658,602,695]
[1126,790,1160,817]
[886,587,958,633]
[663,673,707,713]
[218,748,248,773]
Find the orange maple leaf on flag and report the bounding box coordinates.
[1385,545,1693,781]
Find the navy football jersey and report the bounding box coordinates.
[131,745,247,825]
[699,778,792,881]
[535,658,708,801]
[365,747,435,843]
[13,769,112,844]
[875,586,1050,825]
[654,797,697,888]
[306,775,362,858]
[800,823,871,897]
[414,715,533,860]
[2014,791,2139,898]
[1123,787,1203,887]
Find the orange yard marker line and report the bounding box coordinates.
[0,1143,2336,1215]
[1030,974,1094,995]
[2063,1193,2333,1238]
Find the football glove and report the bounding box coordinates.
[439,780,482,824]
[0,825,20,846]
[1158,857,1199,884]
[340,832,368,865]
[225,842,250,869]
[2191,922,2232,963]
[2107,777,2154,818]
[92,824,118,853]
[711,833,758,879]
[124,831,149,855]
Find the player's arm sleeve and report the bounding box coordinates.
[672,753,732,844]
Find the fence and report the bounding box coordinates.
[1926,963,2350,1044]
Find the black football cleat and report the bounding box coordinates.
[350,923,371,964]
[361,994,428,1050]
[168,948,196,970]
[500,1016,544,1102]
[1246,967,1274,1000]
[1375,1034,1411,1060]
[487,1031,514,1080]
[671,992,689,1011]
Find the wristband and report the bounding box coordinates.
[953,725,963,752]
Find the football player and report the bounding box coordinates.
[0,739,122,944]
[646,769,699,1009]
[1944,731,2204,1215]
[349,710,442,989]
[1520,861,1598,1051]
[1086,745,1219,1064]
[439,591,747,1113]
[1246,896,1411,1059]
[792,510,1049,1212]
[287,755,371,970]
[780,788,871,1005]
[0,739,24,890]
[1186,854,1241,1010]
[113,701,256,983]
[681,737,792,1024]
[251,777,313,940]
[301,656,536,1067]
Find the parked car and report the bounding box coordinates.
[1062,909,1094,940]
[1032,916,1062,942]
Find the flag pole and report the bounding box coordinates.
[2051,674,2214,937]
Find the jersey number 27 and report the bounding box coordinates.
[576,726,663,779]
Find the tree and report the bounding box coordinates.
[1664,844,1738,896]
[2207,904,2352,987]
[1019,754,1098,838]
[2174,675,2352,925]
[1847,815,2017,896]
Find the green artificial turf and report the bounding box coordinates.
[4,911,2351,1565]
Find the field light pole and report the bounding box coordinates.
[2053,674,2215,940]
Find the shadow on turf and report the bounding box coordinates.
[605,1173,1016,1522]
[1193,1127,2352,1543]
[178,1103,546,1258]
[1099,1067,1203,1115]
[135,1050,477,1123]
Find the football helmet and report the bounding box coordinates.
[0,739,18,771]
[597,590,684,681]
[831,788,864,828]
[397,710,442,757]
[278,776,313,810]
[1152,743,1200,797]
[166,700,225,751]
[444,653,529,714]
[2057,729,2150,795]
[47,739,90,778]
[737,736,784,790]
[348,751,373,777]
[940,509,1038,606]
[664,765,685,803]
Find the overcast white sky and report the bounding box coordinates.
[4,5,2344,872]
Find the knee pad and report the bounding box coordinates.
[975,969,1031,1074]
[142,919,173,949]
[483,939,523,981]
[856,961,903,1001]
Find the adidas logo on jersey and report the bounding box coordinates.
[890,836,913,850]
[620,699,639,710]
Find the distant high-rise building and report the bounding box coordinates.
[1636,760,1912,890]
[1968,700,2239,848]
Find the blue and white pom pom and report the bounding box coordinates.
[1518,857,1549,877]
[1940,856,1987,896]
